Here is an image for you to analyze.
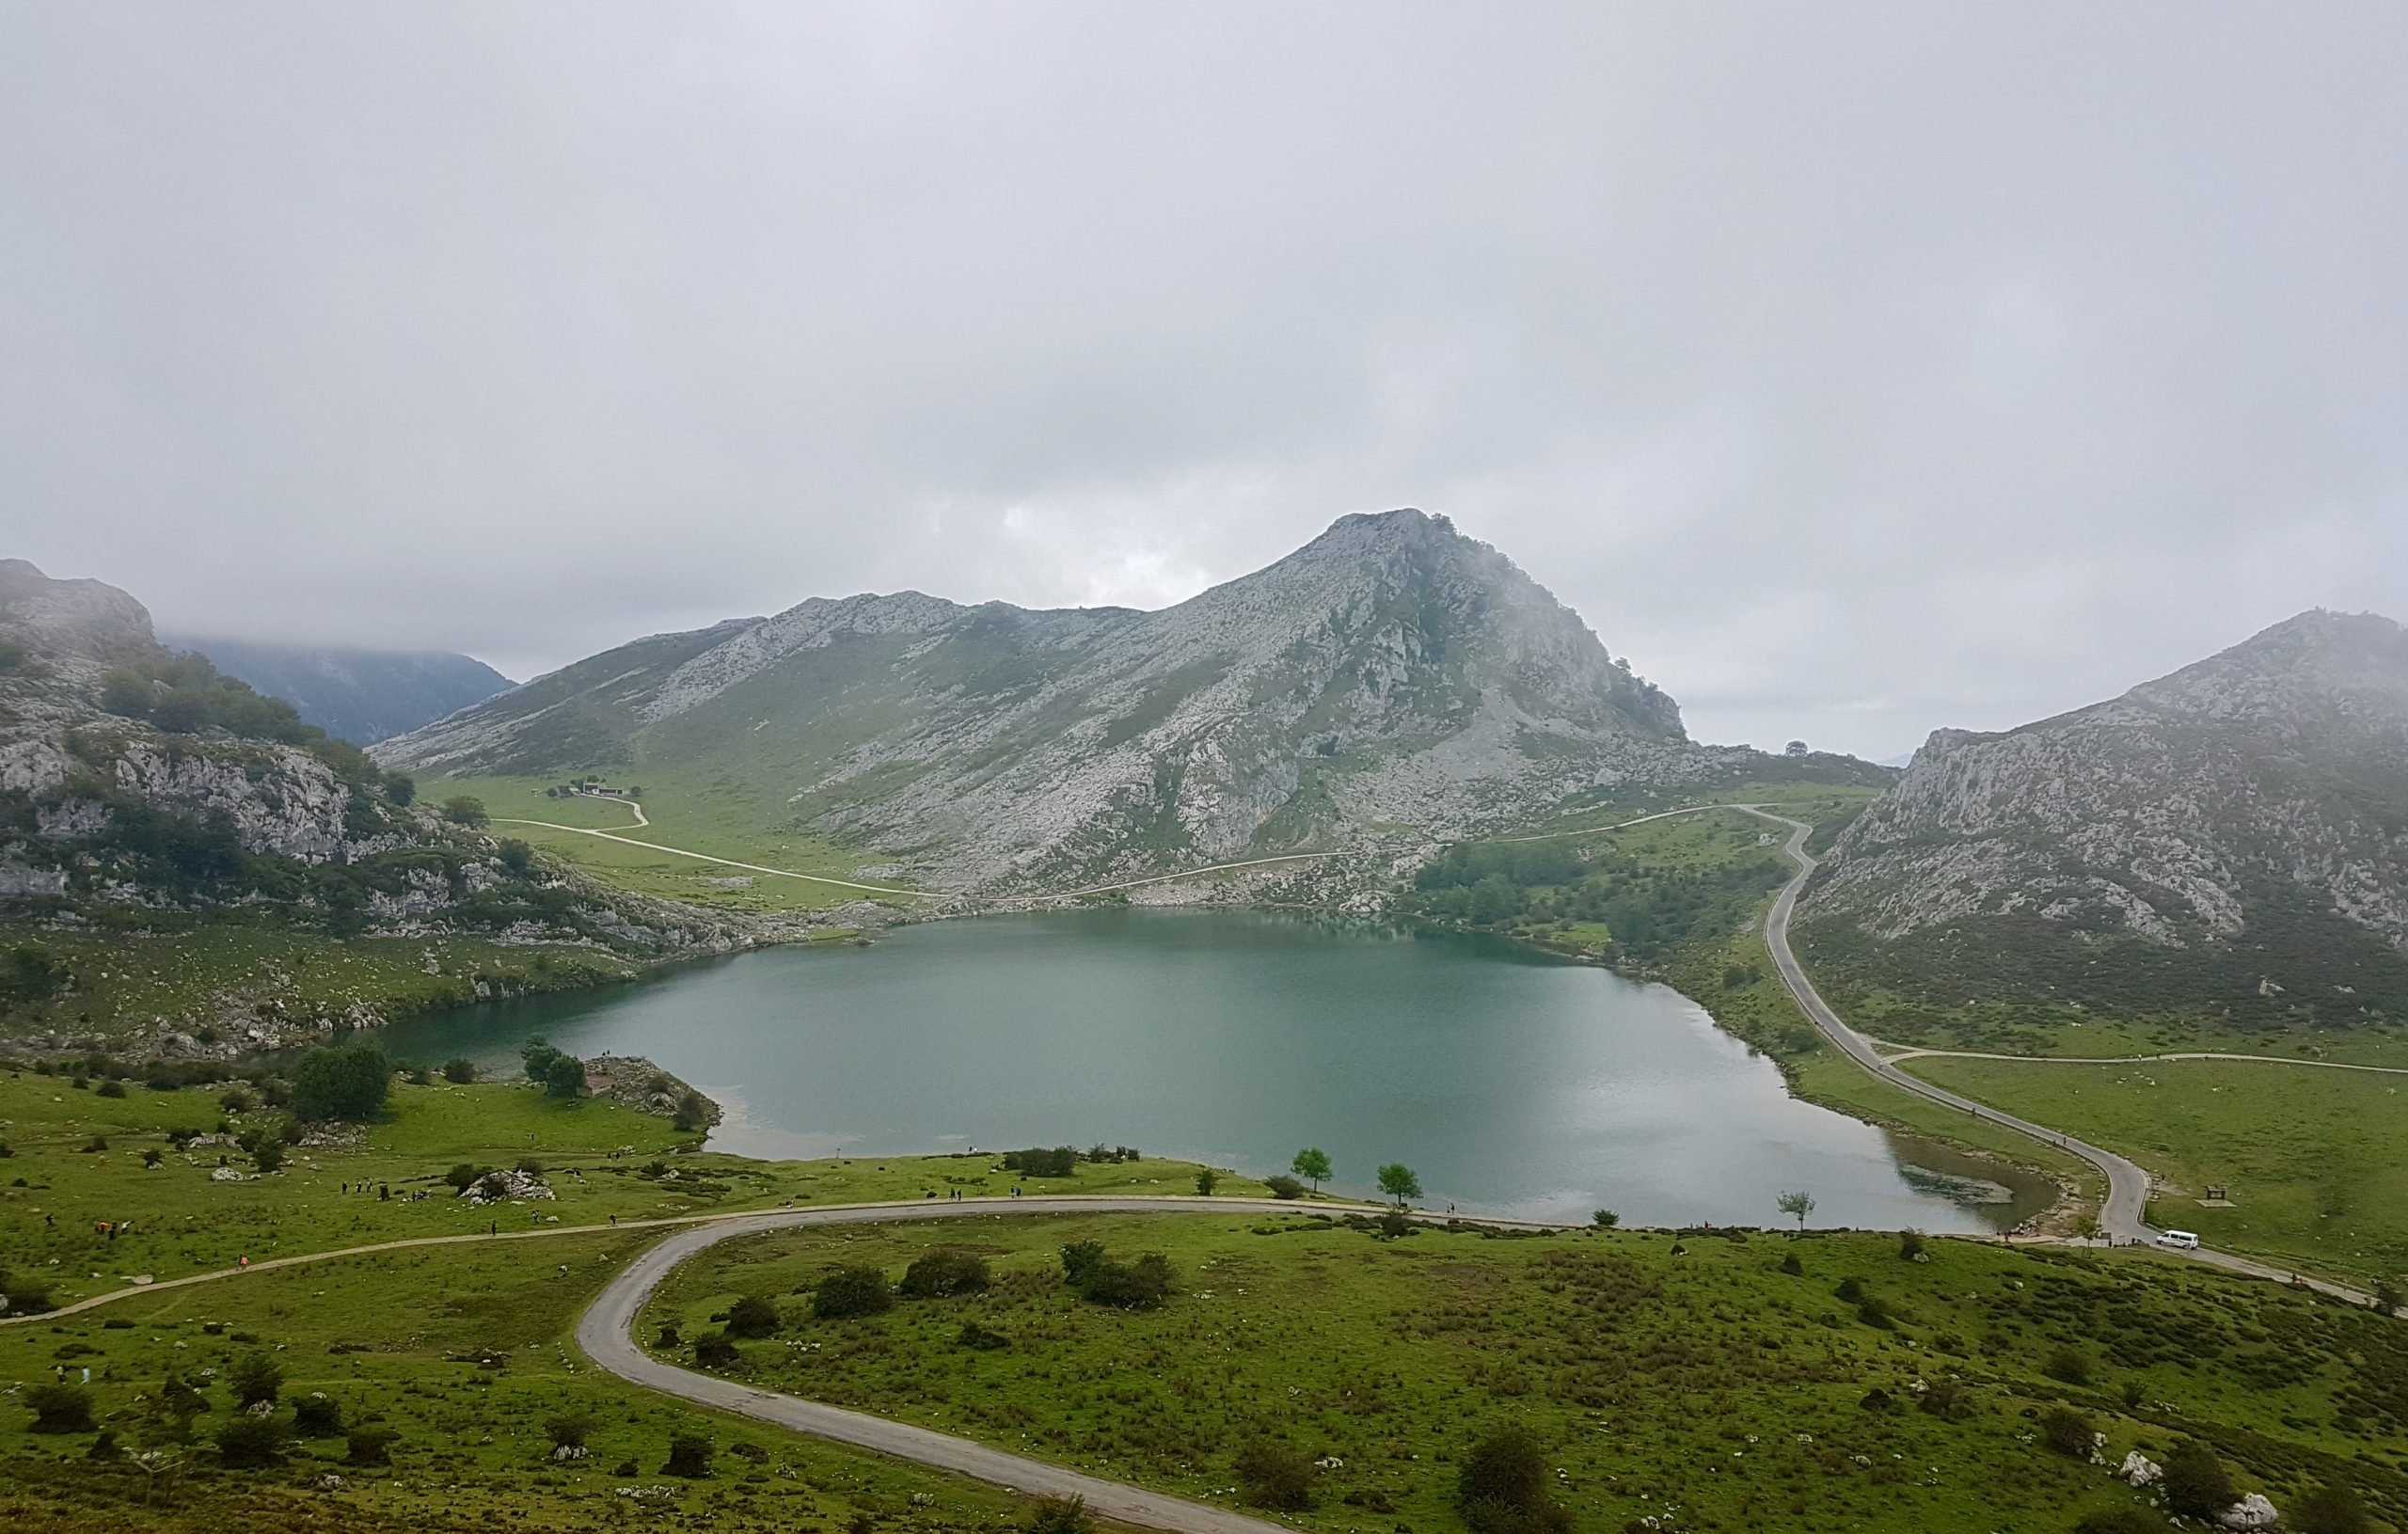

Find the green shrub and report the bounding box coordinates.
[1194,1167,1220,1195]
[692,1332,739,1368]
[1234,1441,1315,1510]
[957,1321,1011,1351]
[444,1162,493,1192]
[545,1413,594,1450]
[1003,1147,1080,1178]
[440,795,489,828]
[2038,1406,2095,1460]
[347,1427,400,1465]
[1026,1494,1092,1534]
[813,1265,893,1319]
[2162,1441,2239,1520]
[724,1294,783,1337]
[215,1415,290,1468]
[24,1383,95,1433]
[662,1431,714,1479]
[1456,1428,1570,1534]
[2073,1510,2169,1534]
[2294,1484,2373,1534]
[2044,1345,2093,1385]
[899,1249,991,1299]
[229,1352,283,1407]
[292,1042,390,1122]
[442,1057,478,1083]
[1264,1174,1306,1199]
[292,1393,344,1437]
[1071,1251,1174,1310]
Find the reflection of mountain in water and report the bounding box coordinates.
[1896,1163,2016,1206]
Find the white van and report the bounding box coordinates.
[2157,1229,2200,1250]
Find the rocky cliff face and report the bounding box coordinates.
[0,561,783,1012]
[1799,610,2408,1026]
[379,510,1745,890]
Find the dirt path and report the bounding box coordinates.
[1877,1044,2408,1074]
[490,814,934,897]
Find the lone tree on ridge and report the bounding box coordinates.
[1291,1147,1332,1191]
[1376,1163,1422,1209]
[1777,1189,1816,1230]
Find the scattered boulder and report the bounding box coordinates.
[2216,1494,2279,1530]
[2116,1451,2162,1486]
[459,1167,554,1204]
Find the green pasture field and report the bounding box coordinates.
[1901,1056,2408,1289]
[429,775,921,913]
[647,1210,2408,1533]
[0,1229,1052,1534]
[0,1069,1266,1312]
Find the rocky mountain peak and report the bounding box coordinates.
[0,558,155,660]
[2128,609,2408,735]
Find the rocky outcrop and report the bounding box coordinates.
[1799,609,2408,1024]
[380,510,1803,892]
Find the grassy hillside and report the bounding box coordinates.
[648,1210,2408,1533]
[1899,1056,2408,1289]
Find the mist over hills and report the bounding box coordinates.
[1799,609,2408,1032]
[375,510,1846,891]
[158,632,513,746]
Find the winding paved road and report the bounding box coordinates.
[577,1195,1527,1534]
[1876,1044,2408,1075]
[1742,806,2373,1305]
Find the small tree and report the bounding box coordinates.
[347,1427,400,1465]
[1234,1441,1315,1510]
[1592,1209,1619,1229]
[2162,1440,2239,1519]
[440,795,489,828]
[2038,1406,2094,1459]
[1376,1163,1421,1208]
[1291,1147,1332,1191]
[1264,1174,1306,1198]
[1777,1190,1816,1229]
[813,1265,895,1319]
[442,1057,478,1083]
[724,1294,783,1337]
[1897,1230,1925,1260]
[230,1352,284,1408]
[2044,1345,2092,1386]
[292,1041,391,1122]
[544,1052,585,1099]
[545,1413,594,1451]
[445,1162,493,1192]
[381,771,416,806]
[292,1393,344,1437]
[1457,1428,1569,1534]
[2076,1214,2103,1246]
[692,1332,738,1368]
[2373,1276,2402,1318]
[215,1415,290,1468]
[662,1431,714,1479]
[521,1036,564,1083]
[899,1250,990,1299]
[2295,1484,2373,1534]
[251,1139,285,1175]
[1194,1168,1219,1196]
[24,1383,95,1433]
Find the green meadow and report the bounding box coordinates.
[647,1209,2408,1533]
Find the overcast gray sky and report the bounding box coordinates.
[6,4,2403,760]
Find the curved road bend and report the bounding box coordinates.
[1743,807,2373,1306]
[578,1195,1547,1534]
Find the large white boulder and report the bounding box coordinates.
[2217,1494,2279,1529]
[2115,1451,2161,1486]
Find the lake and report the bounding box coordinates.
[383,909,2052,1231]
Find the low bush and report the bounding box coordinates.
[292,1393,344,1437]
[2038,1406,2095,1459]
[545,1413,594,1450]
[2073,1510,2170,1534]
[692,1332,739,1368]
[24,1383,95,1433]
[813,1265,895,1319]
[1234,1441,1315,1510]
[215,1415,291,1468]
[662,1431,714,1479]
[725,1294,783,1337]
[1003,1147,1080,1178]
[899,1249,991,1299]
[230,1352,283,1407]
[2162,1441,2238,1520]
[2044,1344,2093,1385]
[1457,1428,1570,1534]
[1027,1494,1092,1534]
[346,1427,400,1465]
[957,1321,1011,1351]
[442,1057,478,1083]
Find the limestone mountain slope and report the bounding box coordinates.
[158,631,514,745]
[1798,609,2408,1031]
[1,560,781,1049]
[379,510,1788,890]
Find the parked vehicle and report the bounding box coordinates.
[2157,1229,2200,1250]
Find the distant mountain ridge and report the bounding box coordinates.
[377,510,1819,891]
[158,632,513,745]
[1798,609,2408,1031]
